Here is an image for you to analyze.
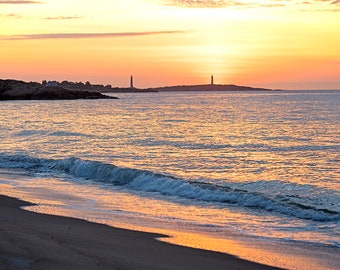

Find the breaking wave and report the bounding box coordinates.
[0,153,339,222]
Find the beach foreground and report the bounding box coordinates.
[0,195,282,270]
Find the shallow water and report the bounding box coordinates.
[0,90,339,269]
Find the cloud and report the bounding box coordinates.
[0,0,42,4]
[0,13,22,18]
[44,16,83,20]
[0,30,189,40]
[302,0,340,4]
[155,0,340,9]
[159,0,245,8]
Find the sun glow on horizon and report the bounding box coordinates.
[1,0,340,89]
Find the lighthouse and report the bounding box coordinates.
[130,75,134,88]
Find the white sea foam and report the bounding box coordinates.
[1,154,339,222]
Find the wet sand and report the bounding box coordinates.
[0,195,283,270]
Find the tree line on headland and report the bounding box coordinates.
[44,80,157,93]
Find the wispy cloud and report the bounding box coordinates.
[0,13,22,18]
[156,0,340,9]
[0,0,42,4]
[159,0,245,8]
[44,16,83,20]
[301,0,340,4]
[0,30,189,40]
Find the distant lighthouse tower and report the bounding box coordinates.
[211,75,214,85]
[130,75,134,88]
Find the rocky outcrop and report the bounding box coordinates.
[0,79,117,100]
[150,84,277,92]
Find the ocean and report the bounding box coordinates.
[0,90,339,269]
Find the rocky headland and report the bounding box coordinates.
[38,80,277,93]
[149,84,277,92]
[1,79,279,101]
[0,79,117,100]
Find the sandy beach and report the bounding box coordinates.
[0,195,283,270]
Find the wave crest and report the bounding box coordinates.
[0,154,339,222]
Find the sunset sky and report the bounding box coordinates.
[1,0,340,89]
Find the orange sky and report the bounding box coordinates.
[1,0,340,89]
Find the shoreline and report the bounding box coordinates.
[0,195,283,270]
[0,171,339,270]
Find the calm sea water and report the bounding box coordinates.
[0,90,339,269]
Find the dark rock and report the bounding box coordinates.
[0,79,117,100]
[151,84,277,92]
